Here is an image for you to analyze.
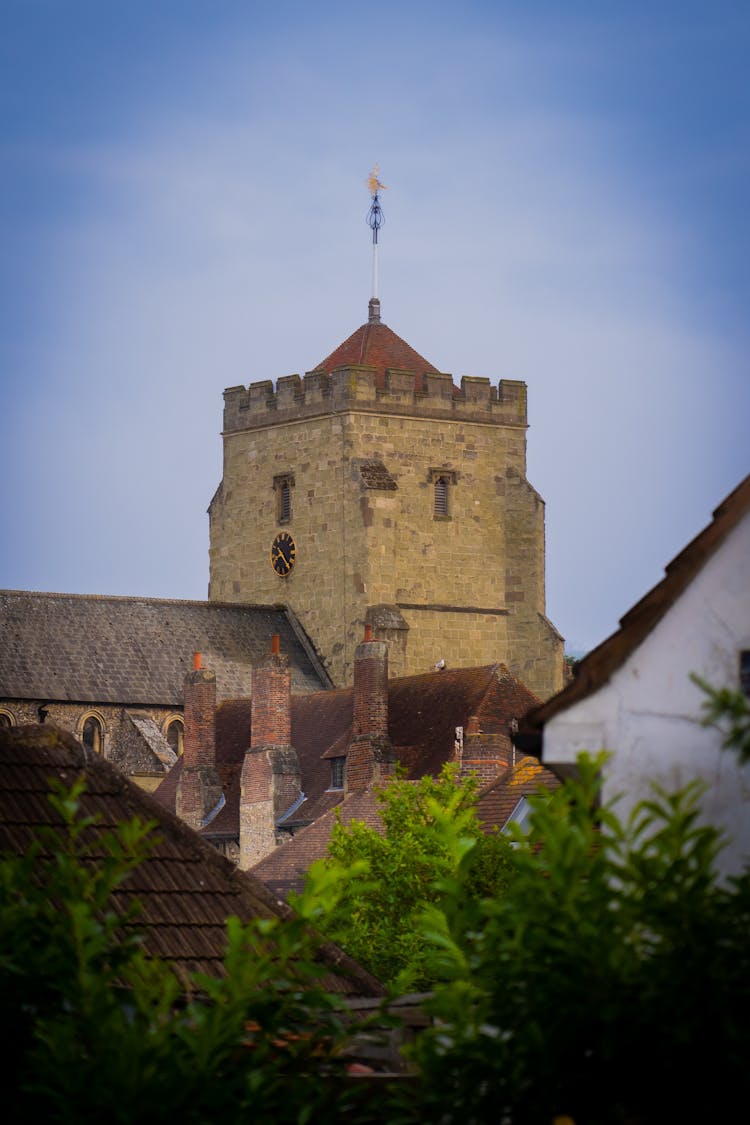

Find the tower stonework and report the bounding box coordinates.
[208,316,563,698]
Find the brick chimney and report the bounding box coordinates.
[239,636,301,869]
[345,625,395,793]
[176,653,224,831]
[457,714,513,783]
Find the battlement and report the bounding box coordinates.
[223,365,527,433]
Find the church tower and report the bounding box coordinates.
[208,172,563,698]
[208,301,562,698]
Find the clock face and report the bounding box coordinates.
[270,531,296,577]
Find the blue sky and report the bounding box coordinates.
[1,1,748,655]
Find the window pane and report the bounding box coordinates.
[82,717,102,753]
[166,720,184,756]
[330,757,344,789]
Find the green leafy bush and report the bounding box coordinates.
[401,753,750,1124]
[297,765,517,990]
[0,778,360,1124]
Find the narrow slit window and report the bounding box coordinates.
[434,475,449,517]
[274,474,295,524]
[279,479,291,522]
[429,467,456,519]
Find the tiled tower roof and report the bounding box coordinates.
[315,318,441,391]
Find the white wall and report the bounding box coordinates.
[543,513,750,876]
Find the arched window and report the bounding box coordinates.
[81,714,103,754]
[0,709,14,729]
[165,717,184,756]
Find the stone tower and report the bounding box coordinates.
[208,300,563,698]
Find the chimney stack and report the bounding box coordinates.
[176,654,224,830]
[457,714,513,783]
[345,627,395,792]
[240,637,301,869]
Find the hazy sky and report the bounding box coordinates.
[1,1,748,655]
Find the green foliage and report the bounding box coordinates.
[692,672,750,763]
[296,765,517,990]
[400,753,750,1124]
[0,779,361,1124]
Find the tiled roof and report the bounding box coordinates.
[0,591,329,705]
[155,664,540,842]
[476,756,561,830]
[253,788,386,899]
[315,320,441,391]
[0,723,383,997]
[526,474,750,733]
[256,755,563,898]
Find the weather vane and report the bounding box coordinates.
[366,165,387,322]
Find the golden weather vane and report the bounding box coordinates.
[367,164,388,197]
[366,165,387,317]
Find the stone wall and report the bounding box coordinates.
[0,698,180,791]
[209,365,563,698]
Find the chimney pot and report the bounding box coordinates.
[193,652,202,671]
[271,634,280,655]
[364,623,374,642]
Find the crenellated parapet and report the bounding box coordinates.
[223,365,527,433]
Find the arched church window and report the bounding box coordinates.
[0,709,14,728]
[165,717,184,756]
[81,714,103,754]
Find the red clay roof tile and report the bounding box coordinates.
[315,320,442,391]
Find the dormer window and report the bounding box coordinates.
[329,756,345,790]
[274,473,295,524]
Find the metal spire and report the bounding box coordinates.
[366,165,387,323]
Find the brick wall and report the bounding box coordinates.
[239,642,301,868]
[177,663,223,832]
[346,630,395,793]
[457,716,512,783]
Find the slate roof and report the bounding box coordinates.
[155,663,541,841]
[315,319,441,391]
[125,714,178,770]
[0,590,329,705]
[525,473,750,736]
[0,723,383,997]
